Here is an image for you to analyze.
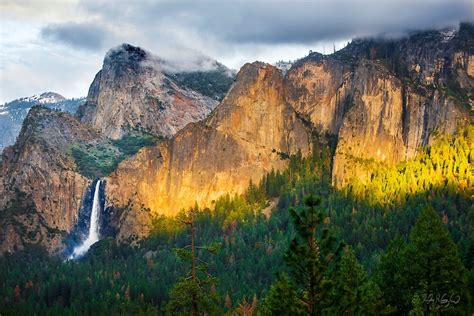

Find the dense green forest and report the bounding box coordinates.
[71,130,160,179]
[0,127,472,315]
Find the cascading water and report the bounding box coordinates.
[69,179,102,259]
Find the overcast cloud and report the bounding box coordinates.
[41,22,109,50]
[0,0,472,103]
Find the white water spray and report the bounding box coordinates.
[70,180,102,259]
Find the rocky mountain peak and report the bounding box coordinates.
[0,106,99,253]
[104,43,150,66]
[17,92,66,104]
[78,44,224,140]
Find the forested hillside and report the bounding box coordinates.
[1,127,471,314]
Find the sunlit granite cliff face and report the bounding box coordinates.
[0,25,472,253]
[107,25,472,240]
[106,62,312,240]
[77,44,225,139]
[286,24,472,186]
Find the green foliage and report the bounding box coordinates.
[408,293,425,316]
[71,144,121,179]
[166,209,220,315]
[166,278,219,316]
[171,65,235,100]
[111,131,158,156]
[71,131,159,178]
[266,195,344,315]
[260,274,305,316]
[0,128,472,314]
[376,207,470,314]
[406,206,470,314]
[374,236,411,313]
[325,247,385,315]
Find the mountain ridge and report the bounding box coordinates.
[0,24,472,254]
[105,25,472,240]
[77,43,234,140]
[0,93,85,153]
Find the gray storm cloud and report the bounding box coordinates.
[77,0,473,45]
[2,0,473,103]
[41,22,109,50]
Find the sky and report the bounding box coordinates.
[0,0,472,103]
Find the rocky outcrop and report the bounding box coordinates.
[285,55,353,135]
[0,93,84,153]
[77,44,225,140]
[0,107,100,253]
[107,25,472,240]
[1,25,472,253]
[285,25,472,186]
[106,62,311,240]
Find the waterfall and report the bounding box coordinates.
[69,179,102,259]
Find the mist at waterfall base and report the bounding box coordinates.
[66,179,108,260]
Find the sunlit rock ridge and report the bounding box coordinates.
[0,24,472,253]
[0,44,235,254]
[107,24,472,240]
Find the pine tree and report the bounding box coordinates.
[165,208,219,315]
[375,235,411,313]
[260,273,305,316]
[325,247,384,315]
[264,195,344,315]
[405,206,470,314]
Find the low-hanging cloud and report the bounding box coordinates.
[79,0,473,45]
[1,0,473,103]
[41,22,109,50]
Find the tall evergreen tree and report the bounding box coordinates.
[405,206,470,314]
[375,235,411,313]
[264,195,344,315]
[261,273,305,316]
[325,247,384,315]
[166,208,219,315]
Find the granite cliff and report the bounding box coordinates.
[0,25,472,253]
[78,44,232,140]
[106,62,311,240]
[0,107,97,253]
[107,25,472,240]
[286,24,472,186]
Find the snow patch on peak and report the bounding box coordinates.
[18,92,66,104]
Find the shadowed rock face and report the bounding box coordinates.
[0,107,98,253]
[77,44,220,140]
[106,62,312,240]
